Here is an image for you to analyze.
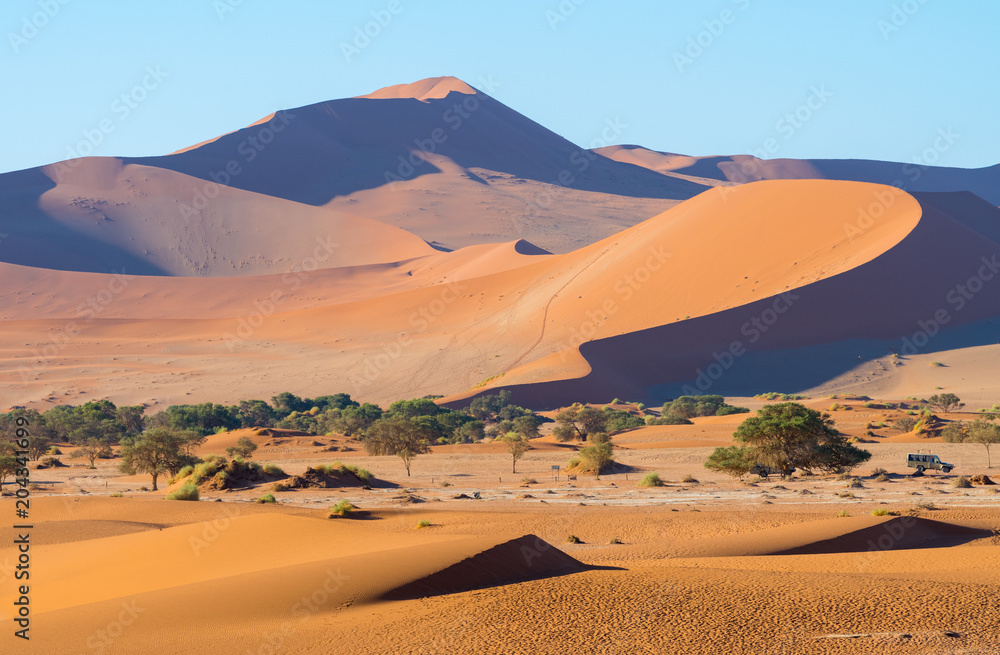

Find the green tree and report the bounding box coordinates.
[235,400,276,429]
[969,418,1000,468]
[70,438,113,467]
[226,435,258,459]
[928,393,963,413]
[0,455,17,488]
[500,432,531,474]
[118,428,193,491]
[704,445,756,477]
[364,416,432,476]
[721,402,870,476]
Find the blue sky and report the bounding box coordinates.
[2,0,997,174]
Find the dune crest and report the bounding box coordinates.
[358,75,478,101]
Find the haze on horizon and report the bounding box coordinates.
[2,0,998,175]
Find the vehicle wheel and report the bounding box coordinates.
[942,467,952,473]
[916,465,925,473]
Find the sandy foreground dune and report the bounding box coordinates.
[4,400,1000,653]
[2,485,999,654]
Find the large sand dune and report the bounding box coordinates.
[4,178,1000,408]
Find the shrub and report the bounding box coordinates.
[329,500,356,518]
[521,477,538,485]
[872,508,891,516]
[953,476,972,489]
[638,472,664,487]
[271,482,290,492]
[893,417,917,433]
[576,441,615,475]
[566,535,582,544]
[871,467,888,477]
[110,491,124,498]
[256,493,277,504]
[416,519,431,529]
[261,463,285,476]
[837,510,849,517]
[610,537,623,544]
[681,474,698,484]
[165,483,199,501]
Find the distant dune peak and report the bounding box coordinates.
[358,76,478,102]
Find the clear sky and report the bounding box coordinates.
[2,0,997,174]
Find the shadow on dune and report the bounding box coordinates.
[381,534,620,601]
[0,167,170,275]
[772,517,995,556]
[460,190,1000,409]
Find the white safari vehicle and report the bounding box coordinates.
[906,453,954,473]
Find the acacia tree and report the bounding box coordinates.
[0,455,17,488]
[226,435,258,459]
[969,418,1000,468]
[118,428,193,491]
[500,432,531,474]
[928,393,963,413]
[363,416,432,476]
[70,438,113,468]
[706,402,870,477]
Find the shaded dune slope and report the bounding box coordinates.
[671,517,994,558]
[453,186,1000,407]
[382,534,592,600]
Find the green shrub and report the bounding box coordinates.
[110,491,124,498]
[256,493,277,504]
[837,510,849,517]
[638,472,664,487]
[872,508,890,516]
[165,483,199,501]
[329,500,356,517]
[261,463,285,476]
[566,535,582,544]
[416,519,431,529]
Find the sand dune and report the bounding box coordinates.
[7,179,1000,409]
[671,516,993,558]
[597,144,1000,204]
[0,159,435,276]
